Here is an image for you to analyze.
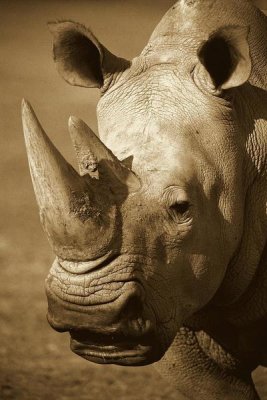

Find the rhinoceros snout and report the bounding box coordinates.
[46,280,146,331]
[46,258,149,329]
[45,270,160,365]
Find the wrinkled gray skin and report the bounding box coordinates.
[22,1,267,399]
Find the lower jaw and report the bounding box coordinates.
[70,338,161,366]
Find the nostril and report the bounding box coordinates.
[119,294,144,320]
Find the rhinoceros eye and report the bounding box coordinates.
[170,201,190,216]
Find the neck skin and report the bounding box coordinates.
[155,325,260,400]
[210,77,267,324]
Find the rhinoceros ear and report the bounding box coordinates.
[48,21,130,89]
[196,25,251,91]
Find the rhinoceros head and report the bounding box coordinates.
[22,0,256,366]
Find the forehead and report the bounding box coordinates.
[98,60,203,137]
[98,69,194,160]
[96,28,242,190]
[98,59,228,145]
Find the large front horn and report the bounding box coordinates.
[22,100,116,260]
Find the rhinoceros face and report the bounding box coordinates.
[23,1,253,366]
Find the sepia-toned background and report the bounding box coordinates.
[1,1,267,399]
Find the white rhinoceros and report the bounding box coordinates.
[22,1,267,399]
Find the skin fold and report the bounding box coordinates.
[22,1,267,399]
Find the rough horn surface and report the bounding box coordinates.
[22,99,116,260]
[68,116,140,191]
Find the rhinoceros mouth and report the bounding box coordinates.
[70,330,160,366]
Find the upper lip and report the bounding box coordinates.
[69,312,155,346]
[72,331,148,345]
[57,251,117,275]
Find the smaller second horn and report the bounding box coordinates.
[68,116,140,192]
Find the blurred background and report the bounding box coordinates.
[1,1,267,399]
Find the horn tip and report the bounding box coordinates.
[21,99,35,141]
[21,98,32,114]
[68,115,81,129]
[21,99,37,130]
[68,116,89,136]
